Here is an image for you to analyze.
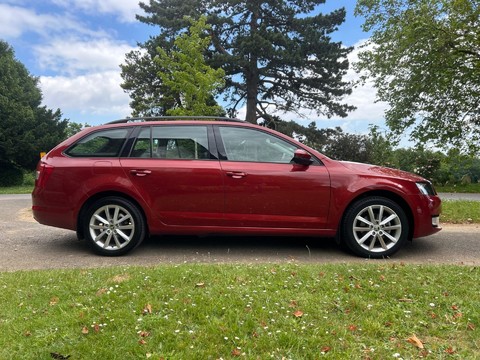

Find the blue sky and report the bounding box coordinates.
[0,0,388,134]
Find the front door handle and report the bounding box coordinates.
[226,171,247,179]
[130,169,152,177]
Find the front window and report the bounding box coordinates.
[219,127,297,163]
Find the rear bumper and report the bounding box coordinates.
[31,191,76,231]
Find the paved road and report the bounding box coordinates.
[439,192,480,201]
[1,194,479,271]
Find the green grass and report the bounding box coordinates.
[0,185,33,194]
[436,183,480,193]
[0,171,35,194]
[0,264,478,359]
[441,200,480,224]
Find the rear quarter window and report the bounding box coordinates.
[65,128,130,157]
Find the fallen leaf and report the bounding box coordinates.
[139,331,150,337]
[143,304,152,315]
[288,300,298,308]
[81,326,89,335]
[49,297,59,306]
[138,339,147,345]
[321,346,331,353]
[24,331,32,337]
[407,334,424,349]
[348,324,357,331]
[94,324,100,333]
[451,305,459,311]
[467,323,475,331]
[398,298,413,302]
[195,282,205,288]
[231,348,241,356]
[445,346,456,354]
[293,310,303,318]
[96,288,107,296]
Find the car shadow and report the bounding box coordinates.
[135,234,355,263]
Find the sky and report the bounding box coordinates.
[0,0,388,135]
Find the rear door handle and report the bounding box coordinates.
[130,169,152,177]
[226,171,247,179]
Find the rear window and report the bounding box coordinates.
[130,126,210,160]
[66,128,129,157]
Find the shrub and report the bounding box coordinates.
[0,161,24,187]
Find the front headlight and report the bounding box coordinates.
[416,182,436,196]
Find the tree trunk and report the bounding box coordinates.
[244,3,259,124]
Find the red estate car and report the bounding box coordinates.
[32,117,441,258]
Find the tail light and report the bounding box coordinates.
[35,163,54,189]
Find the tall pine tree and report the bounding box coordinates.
[121,0,354,124]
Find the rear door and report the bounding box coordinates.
[215,125,331,229]
[120,125,224,227]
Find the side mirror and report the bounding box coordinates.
[292,149,313,166]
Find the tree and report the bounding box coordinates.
[121,0,354,123]
[155,16,225,116]
[355,0,480,154]
[0,41,68,171]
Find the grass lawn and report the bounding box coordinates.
[441,200,480,224]
[0,264,478,359]
[0,185,33,194]
[436,183,480,194]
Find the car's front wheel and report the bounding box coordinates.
[342,197,409,258]
[83,197,146,256]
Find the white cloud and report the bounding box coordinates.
[50,0,143,22]
[40,71,131,120]
[0,4,107,39]
[34,37,135,75]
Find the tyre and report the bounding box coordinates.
[341,196,409,258]
[83,197,146,256]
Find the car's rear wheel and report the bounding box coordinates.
[83,197,146,256]
[342,197,409,258]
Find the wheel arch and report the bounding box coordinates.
[339,190,414,241]
[76,191,149,240]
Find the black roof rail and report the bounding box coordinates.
[106,116,245,125]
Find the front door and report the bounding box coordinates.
[216,126,331,229]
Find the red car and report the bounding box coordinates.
[32,117,441,258]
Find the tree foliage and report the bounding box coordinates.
[275,120,386,164]
[155,16,225,116]
[355,0,480,154]
[0,41,68,171]
[122,0,354,123]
